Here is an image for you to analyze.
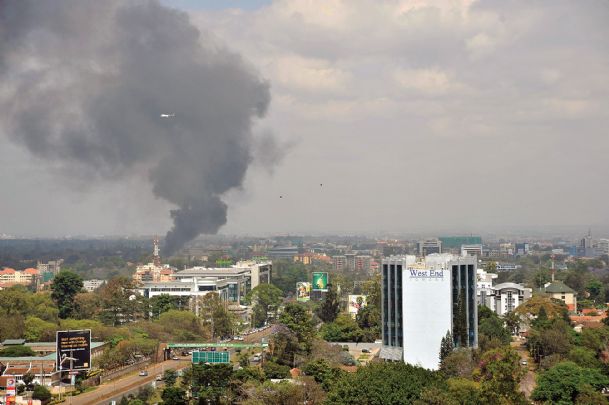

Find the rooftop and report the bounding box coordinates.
[545,281,576,294]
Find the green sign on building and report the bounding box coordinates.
[312,272,328,291]
[192,351,230,364]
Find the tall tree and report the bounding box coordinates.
[98,277,145,326]
[279,303,316,353]
[51,270,83,319]
[439,331,454,365]
[317,283,340,323]
[245,284,283,327]
[200,292,235,339]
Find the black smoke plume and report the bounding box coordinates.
[0,1,273,255]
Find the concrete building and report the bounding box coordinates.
[380,254,477,370]
[492,283,532,315]
[461,244,483,258]
[333,255,346,271]
[139,260,272,309]
[0,268,39,287]
[267,246,299,260]
[597,239,609,256]
[514,243,530,256]
[417,239,442,256]
[133,237,176,283]
[36,259,63,275]
[544,281,577,312]
[83,279,106,292]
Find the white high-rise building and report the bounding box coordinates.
[380,254,478,370]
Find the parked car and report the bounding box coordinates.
[172,356,179,360]
[361,348,371,353]
[520,360,528,366]
[138,370,148,377]
[156,374,163,381]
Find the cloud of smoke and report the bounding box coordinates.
[0,0,273,255]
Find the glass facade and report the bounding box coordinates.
[382,264,389,345]
[450,263,478,348]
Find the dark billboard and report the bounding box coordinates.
[56,329,91,371]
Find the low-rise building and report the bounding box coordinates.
[83,279,106,292]
[0,267,39,287]
[544,281,577,312]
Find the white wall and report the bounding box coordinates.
[402,266,452,370]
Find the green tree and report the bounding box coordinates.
[160,386,187,405]
[51,270,83,318]
[186,363,233,403]
[302,359,343,391]
[355,274,381,341]
[24,316,56,341]
[0,346,36,357]
[320,314,363,342]
[163,369,177,387]
[479,315,511,345]
[22,372,35,391]
[439,330,454,365]
[504,311,521,336]
[150,294,187,319]
[326,362,445,405]
[262,360,291,379]
[316,283,340,323]
[245,284,283,328]
[279,303,316,353]
[477,346,526,403]
[200,292,235,339]
[531,361,609,403]
[98,277,145,326]
[32,384,52,402]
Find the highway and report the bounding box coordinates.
[68,358,190,405]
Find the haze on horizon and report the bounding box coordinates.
[1,0,608,239]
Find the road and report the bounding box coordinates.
[68,359,190,405]
[511,338,536,399]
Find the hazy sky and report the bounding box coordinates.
[1,0,609,237]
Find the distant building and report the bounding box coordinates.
[133,237,176,283]
[514,243,530,256]
[477,269,531,315]
[417,239,442,256]
[461,244,483,258]
[495,263,521,271]
[439,236,482,251]
[380,254,477,370]
[332,254,372,273]
[597,239,609,256]
[0,267,39,287]
[36,259,63,275]
[333,255,346,271]
[267,246,299,260]
[544,281,577,312]
[139,260,272,314]
[578,232,596,257]
[83,279,106,292]
[492,283,532,315]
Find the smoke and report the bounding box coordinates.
[0,0,274,255]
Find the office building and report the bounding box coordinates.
[36,259,63,275]
[417,239,442,256]
[380,254,477,370]
[514,243,530,256]
[0,268,39,287]
[439,236,482,251]
[492,283,532,315]
[597,239,609,256]
[267,246,299,260]
[461,244,483,258]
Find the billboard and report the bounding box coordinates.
[348,295,367,318]
[56,329,92,371]
[312,272,328,291]
[6,376,16,402]
[192,351,230,364]
[296,282,311,302]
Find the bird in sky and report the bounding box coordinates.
[160,113,175,118]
